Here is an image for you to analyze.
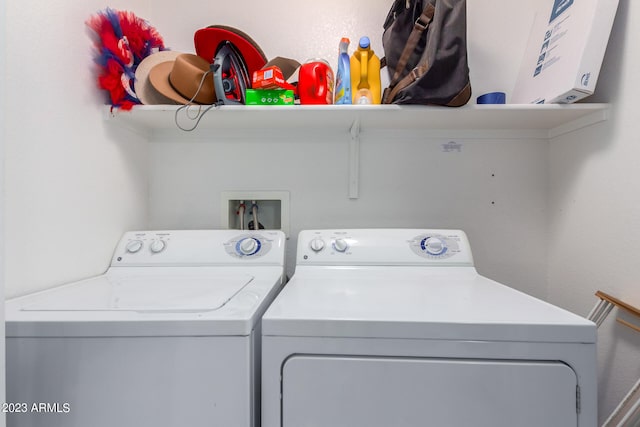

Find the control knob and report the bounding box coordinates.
[150,239,166,253]
[239,238,260,256]
[125,240,143,253]
[333,238,349,253]
[423,237,445,256]
[309,238,326,252]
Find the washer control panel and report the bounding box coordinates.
[298,229,473,266]
[112,230,285,266]
[121,232,172,258]
[224,233,273,259]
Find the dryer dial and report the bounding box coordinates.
[422,237,445,256]
[333,238,349,253]
[310,238,326,252]
[410,233,459,260]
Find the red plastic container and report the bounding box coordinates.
[298,59,334,105]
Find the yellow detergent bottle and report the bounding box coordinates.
[350,36,381,104]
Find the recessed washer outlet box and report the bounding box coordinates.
[221,191,290,237]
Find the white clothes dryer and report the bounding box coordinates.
[262,229,597,427]
[6,229,286,427]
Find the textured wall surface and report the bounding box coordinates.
[548,1,640,421]
[3,0,152,297]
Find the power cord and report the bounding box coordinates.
[173,69,222,132]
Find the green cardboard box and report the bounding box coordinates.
[245,89,295,105]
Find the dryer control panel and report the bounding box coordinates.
[111,230,285,266]
[297,229,474,267]
[408,233,461,260]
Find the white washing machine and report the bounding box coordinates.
[5,229,285,427]
[262,229,597,427]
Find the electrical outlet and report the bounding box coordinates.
[221,191,290,237]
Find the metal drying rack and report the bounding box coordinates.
[588,291,640,427]
[589,290,640,333]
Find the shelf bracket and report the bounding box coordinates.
[349,118,361,199]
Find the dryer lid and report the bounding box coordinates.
[262,267,596,343]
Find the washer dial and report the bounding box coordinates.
[237,237,261,256]
[225,234,273,259]
[125,240,143,253]
[150,239,166,253]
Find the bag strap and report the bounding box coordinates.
[383,62,429,104]
[383,70,472,106]
[391,2,436,84]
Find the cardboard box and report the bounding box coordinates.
[511,0,619,104]
[252,66,296,91]
[245,89,295,105]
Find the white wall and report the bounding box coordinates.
[3,0,151,298]
[148,133,549,294]
[548,0,640,422]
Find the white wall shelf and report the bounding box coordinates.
[104,103,610,140]
[104,103,610,199]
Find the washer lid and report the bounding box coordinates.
[6,266,284,337]
[20,274,253,313]
[262,267,596,343]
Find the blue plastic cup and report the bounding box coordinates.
[477,92,506,104]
